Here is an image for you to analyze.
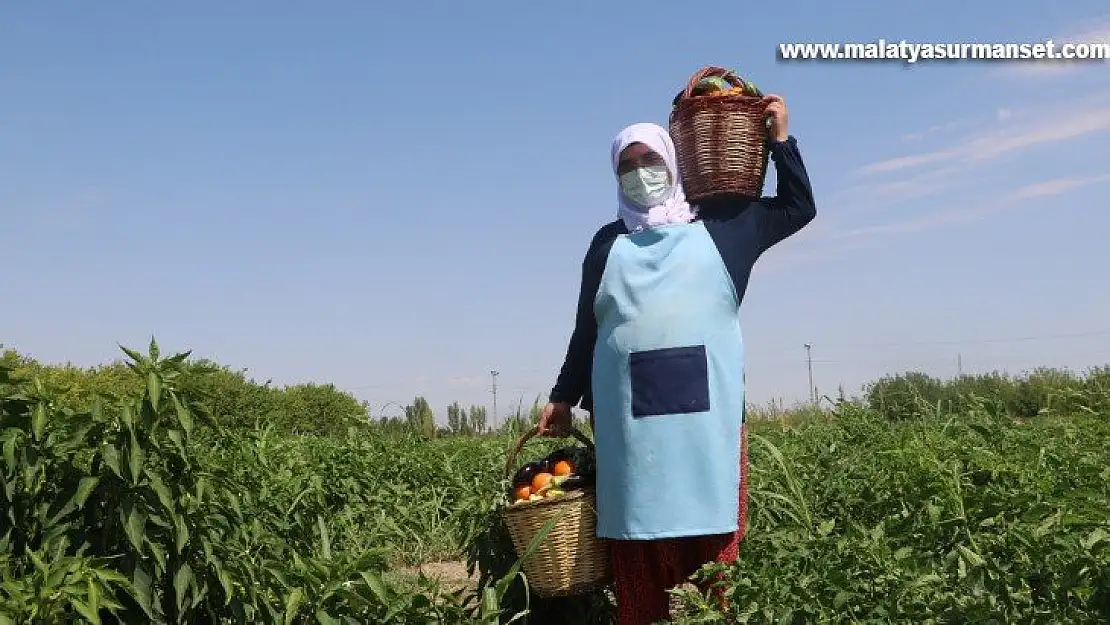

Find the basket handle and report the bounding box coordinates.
[504,425,594,479]
[678,65,745,100]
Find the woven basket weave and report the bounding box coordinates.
[668,66,770,202]
[499,426,611,598]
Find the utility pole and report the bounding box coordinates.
[490,370,499,426]
[804,343,815,406]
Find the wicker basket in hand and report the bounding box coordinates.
[668,66,771,202]
[499,426,611,598]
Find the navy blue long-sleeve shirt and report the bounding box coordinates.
[550,136,816,412]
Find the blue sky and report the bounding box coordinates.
[3,1,1109,424]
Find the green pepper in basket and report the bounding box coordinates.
[691,75,731,96]
[672,70,763,106]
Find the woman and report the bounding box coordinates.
[537,95,816,624]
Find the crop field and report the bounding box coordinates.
[1,342,1109,623]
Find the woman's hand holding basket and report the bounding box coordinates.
[762,93,789,142]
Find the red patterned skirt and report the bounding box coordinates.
[607,424,749,625]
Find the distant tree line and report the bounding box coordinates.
[5,343,1106,438]
[862,367,1110,420]
[0,346,538,438]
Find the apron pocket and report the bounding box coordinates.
[629,345,710,417]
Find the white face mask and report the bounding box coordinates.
[620,166,672,207]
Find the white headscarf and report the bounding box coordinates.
[611,122,696,233]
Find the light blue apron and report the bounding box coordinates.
[591,221,744,540]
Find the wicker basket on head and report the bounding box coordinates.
[668,65,771,202]
[499,426,611,598]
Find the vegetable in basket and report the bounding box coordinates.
[508,443,596,504]
[672,68,763,106]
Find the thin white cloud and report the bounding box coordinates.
[963,108,1110,162]
[827,204,1003,240]
[998,18,1110,77]
[900,119,969,142]
[858,104,1110,175]
[857,148,960,175]
[837,164,968,207]
[775,81,1110,272]
[998,173,1110,202]
[828,173,1110,241]
[899,107,1022,144]
[896,106,1025,144]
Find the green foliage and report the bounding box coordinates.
[865,366,1110,421]
[0,341,533,623]
[404,396,436,438]
[865,371,948,421]
[669,403,1110,623]
[0,349,370,438]
[1,341,224,622]
[174,360,284,431]
[468,405,489,435]
[279,383,369,435]
[448,401,465,435]
[497,396,547,438]
[4,339,1109,623]
[447,402,488,436]
[0,348,142,411]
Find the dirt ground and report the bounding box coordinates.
[400,560,696,618]
[401,560,476,590]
